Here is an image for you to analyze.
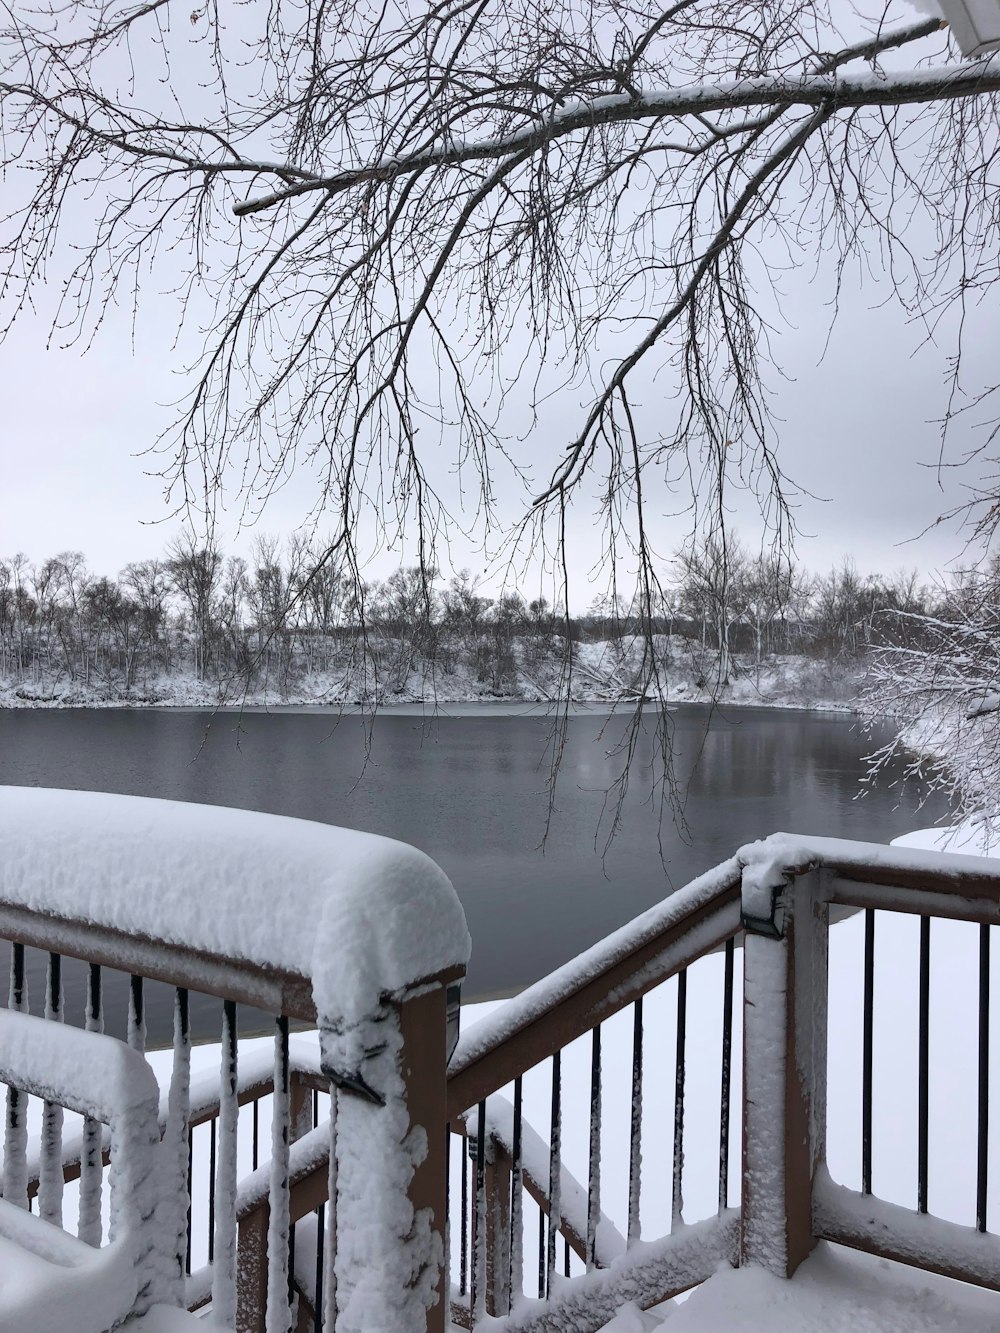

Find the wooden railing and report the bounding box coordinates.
[2,791,999,1332]
[0,785,468,1333]
[441,833,1000,1329]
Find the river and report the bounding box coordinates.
[0,703,948,1043]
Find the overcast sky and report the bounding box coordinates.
[2,0,996,604]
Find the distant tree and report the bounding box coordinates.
[674,536,749,683]
[165,533,221,681]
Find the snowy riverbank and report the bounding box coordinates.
[0,644,864,712]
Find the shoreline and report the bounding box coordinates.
[0,694,859,717]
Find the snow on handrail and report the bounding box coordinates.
[450,855,742,1087]
[0,785,470,1028]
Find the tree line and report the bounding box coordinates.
[0,531,967,702]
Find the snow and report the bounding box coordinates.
[656,1241,1000,1331]
[0,1203,137,1333]
[0,1009,174,1328]
[0,645,862,713]
[0,786,471,1032]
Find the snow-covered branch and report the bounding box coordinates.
[236,39,999,217]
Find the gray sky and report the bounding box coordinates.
[2,252,987,598]
[1,0,995,603]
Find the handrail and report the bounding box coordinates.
[448,834,1000,1120]
[448,858,742,1117]
[0,786,469,1333]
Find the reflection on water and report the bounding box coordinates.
[0,704,949,1041]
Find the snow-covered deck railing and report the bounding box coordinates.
[0,786,470,1333]
[443,832,1000,1330]
[2,793,999,1333]
[0,1010,170,1332]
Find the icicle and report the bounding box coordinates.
[79,963,104,1246]
[266,1016,292,1333]
[212,1000,239,1328]
[39,952,65,1227]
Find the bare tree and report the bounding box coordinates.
[2,1,999,604]
[5,0,1000,826]
[862,565,1000,837]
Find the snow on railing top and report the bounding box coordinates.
[453,831,1000,1079]
[738,830,1000,891]
[451,853,742,1076]
[0,786,470,1027]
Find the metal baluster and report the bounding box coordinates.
[253,1098,260,1172]
[563,1236,570,1278]
[509,1075,523,1309]
[165,987,193,1286]
[79,963,103,1245]
[977,924,990,1233]
[672,968,687,1230]
[918,916,930,1214]
[628,997,643,1245]
[4,943,29,1208]
[213,999,239,1327]
[537,1204,545,1299]
[546,1051,561,1296]
[208,1119,217,1263]
[323,1085,338,1330]
[39,952,64,1226]
[266,1016,292,1333]
[314,1204,325,1333]
[186,1127,194,1275]
[586,1025,602,1271]
[718,939,734,1214]
[471,1101,487,1326]
[862,909,875,1196]
[287,1221,296,1308]
[128,974,146,1053]
[460,1132,469,1296]
[444,1123,451,1309]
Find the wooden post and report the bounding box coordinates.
[740,869,828,1277]
[236,1201,269,1333]
[289,1070,314,1144]
[484,1134,512,1316]
[397,982,452,1332]
[324,969,461,1333]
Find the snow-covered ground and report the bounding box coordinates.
[0,643,862,712]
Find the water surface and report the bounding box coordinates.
[0,704,947,1041]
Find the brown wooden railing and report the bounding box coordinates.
[0,786,467,1333]
[441,833,1000,1329]
[2,794,999,1333]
